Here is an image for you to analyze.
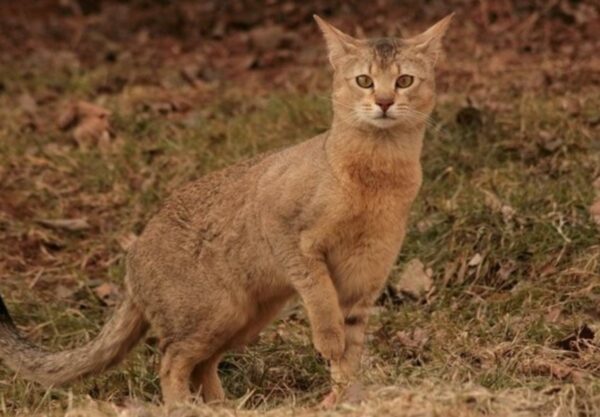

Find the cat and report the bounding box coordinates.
[0,13,453,406]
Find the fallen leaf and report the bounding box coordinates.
[58,101,113,149]
[590,200,600,227]
[560,97,581,116]
[117,232,138,251]
[481,189,515,221]
[521,359,580,381]
[248,24,298,53]
[481,189,503,211]
[496,260,516,282]
[593,177,600,194]
[556,324,595,352]
[54,284,78,300]
[501,204,516,222]
[455,258,468,284]
[93,282,121,306]
[74,117,111,146]
[180,61,213,88]
[537,130,563,152]
[545,307,562,323]
[395,258,433,299]
[37,218,91,232]
[442,260,459,287]
[18,93,38,115]
[468,253,483,267]
[394,328,429,350]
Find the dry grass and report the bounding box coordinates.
[61,384,584,417]
[1,3,600,416]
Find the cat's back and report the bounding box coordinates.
[139,133,326,239]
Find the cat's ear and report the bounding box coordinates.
[406,13,454,65]
[314,15,360,69]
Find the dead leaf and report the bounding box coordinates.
[560,97,581,116]
[545,306,562,323]
[396,258,433,299]
[589,200,600,227]
[521,359,580,381]
[74,118,111,146]
[54,284,78,300]
[37,218,91,232]
[556,324,596,352]
[481,189,515,221]
[481,189,503,211]
[501,204,516,222]
[442,260,459,287]
[537,130,563,153]
[58,101,113,149]
[468,253,483,267]
[117,232,138,251]
[249,24,297,52]
[455,258,468,284]
[18,93,38,115]
[394,328,429,350]
[593,177,600,194]
[496,260,516,282]
[93,282,121,306]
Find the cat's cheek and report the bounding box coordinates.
[412,86,435,114]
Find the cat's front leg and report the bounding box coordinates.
[281,252,346,361]
[321,299,371,407]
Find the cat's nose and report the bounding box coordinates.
[376,99,394,113]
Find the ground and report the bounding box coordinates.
[0,1,599,416]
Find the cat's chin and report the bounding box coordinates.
[363,117,401,130]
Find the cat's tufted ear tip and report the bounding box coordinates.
[407,12,455,65]
[313,14,332,33]
[313,15,359,69]
[437,12,456,30]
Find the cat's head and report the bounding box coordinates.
[315,14,453,131]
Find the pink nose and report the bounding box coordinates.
[376,99,394,113]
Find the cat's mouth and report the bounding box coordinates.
[367,114,400,128]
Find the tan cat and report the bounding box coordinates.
[0,14,453,406]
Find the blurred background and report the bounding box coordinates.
[1,1,599,416]
[1,0,598,94]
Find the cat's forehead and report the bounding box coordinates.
[370,38,400,67]
[363,38,427,74]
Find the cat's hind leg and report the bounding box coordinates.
[159,340,219,405]
[191,353,225,403]
[189,296,290,403]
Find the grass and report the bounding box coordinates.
[0,51,599,417]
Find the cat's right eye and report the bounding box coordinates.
[356,75,374,89]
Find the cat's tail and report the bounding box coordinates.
[0,292,148,386]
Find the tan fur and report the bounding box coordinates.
[0,14,453,405]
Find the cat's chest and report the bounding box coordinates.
[335,163,421,229]
[322,185,416,253]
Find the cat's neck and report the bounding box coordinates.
[324,118,424,192]
[326,117,424,183]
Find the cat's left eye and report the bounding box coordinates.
[396,75,414,89]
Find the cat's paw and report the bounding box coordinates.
[313,325,345,360]
[319,390,338,409]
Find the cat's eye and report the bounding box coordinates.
[396,75,414,89]
[356,75,374,89]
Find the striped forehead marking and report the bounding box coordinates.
[372,38,397,68]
